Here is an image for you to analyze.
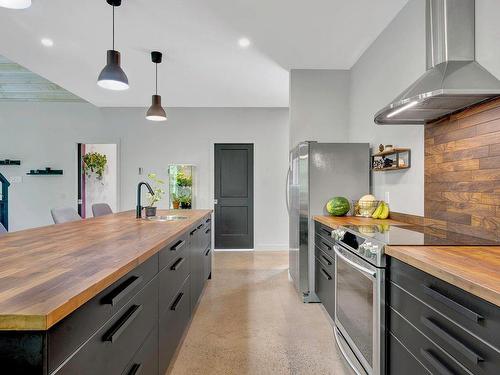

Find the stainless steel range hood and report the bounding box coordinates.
[374,0,500,125]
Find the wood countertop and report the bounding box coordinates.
[386,245,500,307]
[313,215,408,229]
[0,209,211,331]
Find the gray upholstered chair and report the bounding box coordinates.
[0,222,6,235]
[92,203,113,217]
[51,207,82,224]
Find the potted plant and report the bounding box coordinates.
[176,171,192,187]
[82,152,107,180]
[179,194,192,209]
[171,193,180,209]
[145,173,165,217]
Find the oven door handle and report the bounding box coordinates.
[334,245,376,278]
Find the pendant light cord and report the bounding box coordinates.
[155,63,158,95]
[112,5,115,50]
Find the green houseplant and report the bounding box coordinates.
[171,193,180,209]
[176,171,192,187]
[179,194,192,209]
[145,173,165,217]
[82,152,107,180]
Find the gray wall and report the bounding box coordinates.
[289,69,350,149]
[0,103,289,250]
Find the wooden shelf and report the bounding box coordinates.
[27,169,63,176]
[372,148,410,157]
[373,166,410,172]
[0,160,21,166]
[371,147,411,171]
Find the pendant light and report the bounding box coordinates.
[97,0,129,91]
[0,0,31,9]
[146,51,167,122]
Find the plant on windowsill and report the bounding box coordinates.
[82,152,107,181]
[145,173,165,217]
[171,193,180,209]
[179,194,192,209]
[176,171,192,187]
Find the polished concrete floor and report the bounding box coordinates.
[169,251,354,375]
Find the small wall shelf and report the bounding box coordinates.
[371,148,411,172]
[0,160,21,166]
[27,168,63,176]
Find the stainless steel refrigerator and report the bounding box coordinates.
[286,142,370,302]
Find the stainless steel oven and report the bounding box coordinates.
[333,239,385,375]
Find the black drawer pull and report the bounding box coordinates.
[170,257,185,271]
[422,285,483,323]
[103,276,143,306]
[320,255,332,266]
[190,228,197,236]
[321,241,332,251]
[421,317,483,364]
[170,292,184,311]
[205,248,211,256]
[171,240,185,251]
[321,227,331,236]
[103,304,143,343]
[206,218,211,223]
[128,363,143,375]
[420,349,454,375]
[205,228,211,234]
[197,224,203,230]
[320,268,332,280]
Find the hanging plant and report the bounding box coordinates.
[82,152,107,180]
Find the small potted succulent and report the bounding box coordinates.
[171,193,180,209]
[145,173,165,217]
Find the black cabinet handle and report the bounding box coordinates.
[128,363,143,375]
[422,285,483,323]
[320,268,332,280]
[420,349,454,375]
[204,248,211,256]
[170,239,185,251]
[170,292,184,311]
[321,241,332,251]
[205,228,211,234]
[103,276,143,306]
[320,255,332,266]
[190,228,197,236]
[421,317,483,364]
[170,257,185,271]
[197,224,203,230]
[321,227,331,236]
[103,304,143,343]
[205,218,211,223]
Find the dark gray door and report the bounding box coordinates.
[214,143,254,249]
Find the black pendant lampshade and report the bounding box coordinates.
[97,0,129,91]
[146,51,167,122]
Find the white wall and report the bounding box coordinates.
[0,103,289,250]
[289,69,350,149]
[83,143,118,218]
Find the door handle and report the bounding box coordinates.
[320,255,332,266]
[213,199,218,205]
[334,245,376,278]
[170,257,185,271]
[103,305,143,343]
[420,349,454,375]
[320,268,332,280]
[103,276,143,306]
[128,364,143,375]
[170,240,185,252]
[170,292,184,311]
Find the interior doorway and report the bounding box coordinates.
[77,143,118,218]
[214,143,254,249]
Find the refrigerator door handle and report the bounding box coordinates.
[285,166,291,214]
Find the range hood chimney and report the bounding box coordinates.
[374,0,500,125]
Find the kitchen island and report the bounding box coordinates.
[0,209,212,374]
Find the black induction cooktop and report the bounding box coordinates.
[341,224,499,246]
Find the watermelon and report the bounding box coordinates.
[326,197,350,216]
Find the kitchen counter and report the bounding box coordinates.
[386,245,500,307]
[313,215,408,229]
[0,209,211,330]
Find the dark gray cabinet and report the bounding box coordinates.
[388,258,500,375]
[0,214,212,375]
[314,222,335,319]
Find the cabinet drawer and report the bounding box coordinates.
[315,233,334,255]
[315,257,334,319]
[389,258,500,349]
[202,223,211,250]
[48,254,158,373]
[390,282,500,375]
[121,325,158,375]
[55,277,159,375]
[159,276,191,375]
[389,306,483,375]
[388,333,430,375]
[159,232,189,270]
[315,245,334,274]
[159,247,190,314]
[315,221,334,239]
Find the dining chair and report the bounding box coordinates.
[51,207,82,224]
[92,203,113,217]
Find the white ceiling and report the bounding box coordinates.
[0,0,408,107]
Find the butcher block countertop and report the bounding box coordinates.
[0,209,211,331]
[314,215,500,307]
[386,245,500,307]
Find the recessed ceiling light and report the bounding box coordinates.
[238,37,251,48]
[41,38,54,47]
[0,0,31,9]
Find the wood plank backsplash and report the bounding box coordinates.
[425,98,500,241]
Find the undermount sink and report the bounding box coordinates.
[144,215,188,222]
